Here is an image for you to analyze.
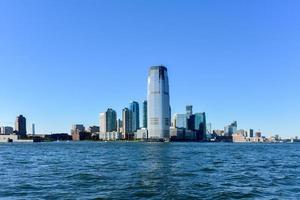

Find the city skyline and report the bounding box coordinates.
[0,1,299,137]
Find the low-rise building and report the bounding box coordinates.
[232,133,247,142]
[135,128,148,140]
[99,131,121,141]
[170,127,185,141]
[0,134,33,143]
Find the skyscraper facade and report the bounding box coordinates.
[15,115,27,136]
[99,112,107,134]
[143,100,147,128]
[225,121,238,136]
[147,66,170,141]
[249,129,254,137]
[173,114,187,129]
[117,119,123,133]
[187,112,206,140]
[186,105,193,117]
[106,108,117,132]
[194,112,207,140]
[129,101,140,132]
[99,108,117,134]
[122,108,132,139]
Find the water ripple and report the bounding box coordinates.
[0,142,300,199]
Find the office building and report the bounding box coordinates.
[106,108,117,132]
[99,108,117,140]
[99,112,107,134]
[249,129,254,137]
[117,119,123,133]
[129,101,140,132]
[186,105,193,117]
[122,108,132,139]
[15,115,27,136]
[143,100,147,128]
[194,113,207,140]
[224,121,237,136]
[173,114,187,129]
[147,66,170,141]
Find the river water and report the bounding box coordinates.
[0,142,300,199]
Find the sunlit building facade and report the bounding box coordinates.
[129,101,140,132]
[147,66,170,141]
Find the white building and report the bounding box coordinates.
[0,134,33,143]
[135,128,148,140]
[147,66,170,141]
[99,112,107,134]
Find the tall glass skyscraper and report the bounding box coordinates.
[194,112,207,140]
[106,108,117,132]
[143,100,147,128]
[147,66,170,141]
[173,114,187,129]
[100,108,117,134]
[129,101,139,132]
[186,105,193,117]
[122,107,132,139]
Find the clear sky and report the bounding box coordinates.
[0,0,299,137]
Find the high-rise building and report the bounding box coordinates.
[117,119,123,133]
[249,129,254,137]
[15,115,27,136]
[188,112,207,140]
[129,101,140,132]
[147,66,170,141]
[186,105,193,117]
[173,114,187,129]
[99,112,107,134]
[106,108,117,132]
[224,121,237,136]
[99,109,117,140]
[122,108,132,139]
[143,100,147,128]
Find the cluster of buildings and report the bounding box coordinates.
[71,66,170,141]
[70,66,285,143]
[170,106,207,141]
[1,66,294,143]
[0,115,34,142]
[212,122,266,143]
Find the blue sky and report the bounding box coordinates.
[0,0,299,137]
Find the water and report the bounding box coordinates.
[0,142,300,199]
